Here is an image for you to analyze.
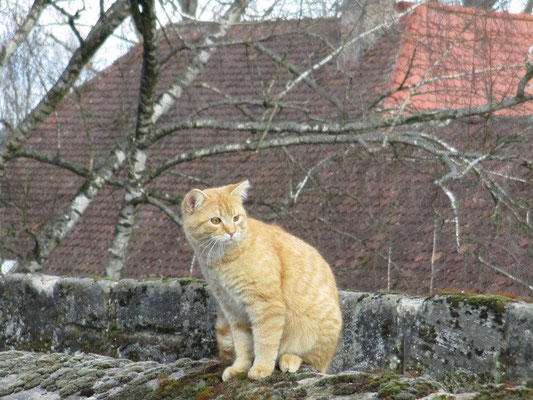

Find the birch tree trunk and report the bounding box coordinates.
[105,0,159,279]
[105,0,251,279]
[12,1,131,272]
[21,145,128,272]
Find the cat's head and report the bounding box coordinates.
[181,180,250,250]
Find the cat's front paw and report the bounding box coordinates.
[222,365,247,381]
[247,365,274,380]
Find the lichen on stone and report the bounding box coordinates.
[2,351,533,399]
[443,293,514,326]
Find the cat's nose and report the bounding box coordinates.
[227,231,235,238]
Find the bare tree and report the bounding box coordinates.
[1,0,532,296]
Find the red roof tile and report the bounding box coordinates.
[387,3,533,115]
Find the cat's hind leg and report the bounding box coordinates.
[302,329,339,373]
[279,354,302,373]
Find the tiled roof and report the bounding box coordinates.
[2,3,532,297]
[388,2,533,115]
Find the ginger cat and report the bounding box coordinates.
[181,180,342,381]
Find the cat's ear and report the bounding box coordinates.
[182,189,207,214]
[230,180,250,201]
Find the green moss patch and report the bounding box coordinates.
[177,277,206,286]
[319,372,438,399]
[377,378,439,400]
[155,364,224,400]
[473,386,533,400]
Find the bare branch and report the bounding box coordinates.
[144,130,454,183]
[151,0,251,122]
[48,1,85,45]
[143,195,183,226]
[478,256,533,293]
[151,89,533,144]
[14,148,89,178]
[0,0,130,173]
[524,0,533,14]
[285,147,348,205]
[251,42,345,112]
[0,0,48,69]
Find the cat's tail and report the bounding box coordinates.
[304,307,343,373]
[215,308,235,364]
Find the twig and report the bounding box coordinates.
[478,256,533,293]
[144,195,183,226]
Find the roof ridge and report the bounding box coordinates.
[422,1,533,23]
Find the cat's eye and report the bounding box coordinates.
[210,217,222,224]
[233,215,240,222]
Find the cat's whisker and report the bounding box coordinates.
[207,236,224,265]
[203,238,217,261]
[198,237,217,257]
[199,237,223,265]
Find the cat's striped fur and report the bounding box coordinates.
[181,180,342,381]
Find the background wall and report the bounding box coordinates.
[0,273,531,384]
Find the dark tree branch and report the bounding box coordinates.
[524,0,533,14]
[0,0,130,174]
[150,89,533,145]
[106,0,159,278]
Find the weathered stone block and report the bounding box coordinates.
[335,292,405,373]
[110,279,215,329]
[108,278,217,360]
[54,277,112,329]
[404,294,512,380]
[0,274,59,351]
[503,302,533,382]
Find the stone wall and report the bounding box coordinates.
[0,274,532,385]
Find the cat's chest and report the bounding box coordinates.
[202,265,248,320]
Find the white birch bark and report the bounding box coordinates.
[21,145,127,272]
[151,0,251,122]
[0,0,47,70]
[13,1,130,272]
[105,0,251,279]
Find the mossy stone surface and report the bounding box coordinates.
[3,351,532,400]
